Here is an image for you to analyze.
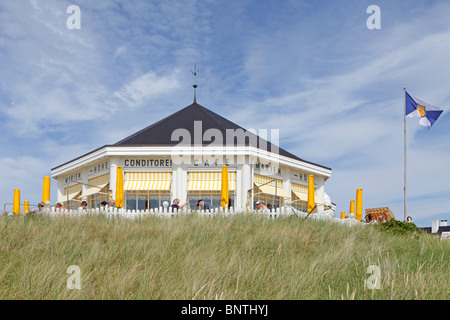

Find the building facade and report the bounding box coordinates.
[51,102,332,212]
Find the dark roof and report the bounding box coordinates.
[114,102,329,169]
[419,226,450,234]
[52,102,331,171]
[437,226,450,234]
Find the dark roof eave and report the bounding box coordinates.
[51,144,331,173]
[51,144,110,172]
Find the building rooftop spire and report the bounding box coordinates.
[191,63,199,103]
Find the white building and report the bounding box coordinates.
[51,101,332,212]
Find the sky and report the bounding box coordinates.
[1,0,449,227]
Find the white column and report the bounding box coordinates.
[109,157,119,200]
[235,164,242,209]
[171,166,178,200]
[241,162,251,210]
[282,166,291,207]
[179,166,188,203]
[431,220,439,233]
[56,178,64,203]
[172,165,187,202]
[80,167,89,201]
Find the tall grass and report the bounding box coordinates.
[0,213,448,299]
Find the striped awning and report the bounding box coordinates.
[292,190,308,202]
[253,174,290,198]
[291,183,308,202]
[291,182,323,204]
[82,174,110,197]
[83,183,110,197]
[59,184,82,203]
[187,171,236,191]
[124,172,172,191]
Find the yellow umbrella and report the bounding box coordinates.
[220,166,229,209]
[340,211,346,219]
[24,201,30,213]
[115,166,124,208]
[42,176,50,203]
[13,189,20,215]
[350,200,355,215]
[307,175,315,213]
[356,188,363,221]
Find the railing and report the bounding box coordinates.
[2,205,363,226]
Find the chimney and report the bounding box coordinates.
[440,220,448,227]
[431,220,439,233]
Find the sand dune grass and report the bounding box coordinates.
[0,213,448,299]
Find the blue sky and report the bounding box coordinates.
[1,0,449,227]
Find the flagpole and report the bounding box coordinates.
[403,86,407,222]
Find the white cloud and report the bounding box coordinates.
[113,70,182,107]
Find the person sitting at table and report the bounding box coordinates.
[197,199,209,211]
[171,198,189,211]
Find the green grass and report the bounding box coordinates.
[0,213,448,299]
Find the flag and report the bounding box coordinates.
[405,91,444,128]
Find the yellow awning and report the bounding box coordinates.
[292,190,308,202]
[80,173,111,197]
[187,171,236,191]
[254,174,283,186]
[89,173,110,185]
[59,184,82,203]
[124,172,172,191]
[292,192,323,204]
[82,182,109,197]
[253,174,290,198]
[291,182,323,204]
[254,183,291,198]
[291,182,307,193]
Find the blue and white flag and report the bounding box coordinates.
[405,91,444,128]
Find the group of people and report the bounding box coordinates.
[20,198,268,213]
[75,198,208,212]
[170,198,270,212]
[78,199,117,211]
[27,198,202,213]
[4,197,271,216]
[22,199,118,213]
[170,198,209,211]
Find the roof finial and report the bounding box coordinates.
[191,63,199,103]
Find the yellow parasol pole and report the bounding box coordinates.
[220,166,229,209]
[115,166,124,208]
[13,189,20,215]
[350,200,355,216]
[356,188,363,221]
[307,175,315,213]
[42,176,50,203]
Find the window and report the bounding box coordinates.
[253,193,279,211]
[90,192,109,209]
[188,191,235,210]
[126,193,137,211]
[125,191,171,211]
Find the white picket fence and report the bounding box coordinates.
[5,205,363,226]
